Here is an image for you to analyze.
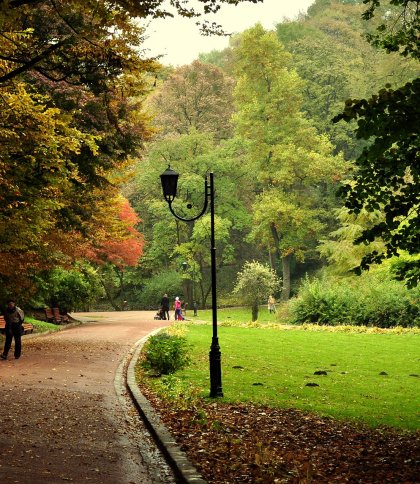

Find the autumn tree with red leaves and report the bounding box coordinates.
[83,197,144,310]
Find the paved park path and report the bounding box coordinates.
[0,311,177,483]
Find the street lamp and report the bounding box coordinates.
[160,165,223,398]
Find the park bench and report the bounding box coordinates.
[0,315,34,335]
[44,307,55,322]
[44,307,69,324]
[52,307,69,324]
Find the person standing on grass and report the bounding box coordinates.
[1,299,25,360]
[268,295,276,314]
[161,293,170,320]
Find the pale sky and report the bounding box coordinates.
[141,0,315,66]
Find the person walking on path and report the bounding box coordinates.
[174,296,184,321]
[161,293,170,320]
[1,299,25,360]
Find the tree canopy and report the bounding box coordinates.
[1,0,417,309]
[0,0,154,300]
[333,0,419,287]
[147,60,235,140]
[232,24,347,299]
[233,260,280,321]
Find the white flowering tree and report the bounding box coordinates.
[233,261,280,322]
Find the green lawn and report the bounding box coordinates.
[190,305,282,324]
[27,316,63,333]
[168,323,420,430]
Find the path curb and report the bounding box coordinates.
[126,330,207,484]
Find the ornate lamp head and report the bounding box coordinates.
[160,165,179,203]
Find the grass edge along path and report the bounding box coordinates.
[143,322,420,431]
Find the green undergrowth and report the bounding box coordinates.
[195,307,420,334]
[137,322,420,431]
[141,331,191,375]
[26,316,63,333]
[289,275,420,328]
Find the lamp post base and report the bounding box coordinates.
[209,337,223,397]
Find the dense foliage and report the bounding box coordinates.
[1,0,416,313]
[334,79,419,287]
[363,0,419,59]
[332,0,419,286]
[133,270,184,309]
[289,271,420,327]
[233,260,280,321]
[0,0,155,303]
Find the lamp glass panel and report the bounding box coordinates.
[160,167,179,201]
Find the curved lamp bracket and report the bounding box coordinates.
[167,176,210,222]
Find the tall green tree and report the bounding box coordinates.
[333,0,420,287]
[147,60,235,140]
[232,24,347,300]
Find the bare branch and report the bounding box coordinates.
[0,39,68,84]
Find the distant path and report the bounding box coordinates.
[0,311,177,483]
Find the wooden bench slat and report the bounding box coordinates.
[53,307,69,323]
[0,315,33,334]
[44,308,55,322]
[23,323,34,334]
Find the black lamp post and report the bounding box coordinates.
[160,165,223,398]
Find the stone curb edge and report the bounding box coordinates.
[126,329,207,484]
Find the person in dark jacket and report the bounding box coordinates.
[1,299,25,360]
[161,294,170,320]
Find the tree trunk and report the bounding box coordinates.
[183,279,193,309]
[252,301,259,322]
[269,223,282,279]
[268,250,274,271]
[281,254,292,301]
[269,222,292,300]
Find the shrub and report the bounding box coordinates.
[141,332,191,375]
[288,277,355,325]
[356,278,420,327]
[290,273,420,328]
